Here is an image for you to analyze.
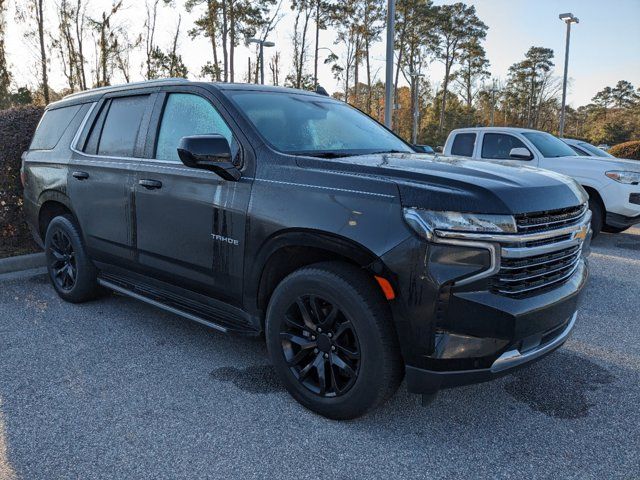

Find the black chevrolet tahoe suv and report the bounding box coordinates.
[22,79,591,419]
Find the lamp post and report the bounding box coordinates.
[248,38,275,85]
[558,12,579,138]
[409,71,424,144]
[384,0,396,129]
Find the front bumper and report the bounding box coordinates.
[380,210,590,394]
[405,312,576,393]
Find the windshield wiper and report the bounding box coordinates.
[300,151,356,158]
[368,150,411,155]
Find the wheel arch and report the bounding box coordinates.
[37,191,78,239]
[582,185,605,212]
[248,229,386,320]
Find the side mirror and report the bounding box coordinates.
[509,147,533,160]
[177,134,241,181]
[413,144,434,154]
[434,146,443,153]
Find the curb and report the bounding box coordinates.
[0,252,46,274]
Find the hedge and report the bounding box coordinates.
[0,106,45,258]
[609,140,640,160]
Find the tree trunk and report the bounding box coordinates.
[229,0,235,82]
[438,61,451,135]
[297,7,310,88]
[365,37,371,115]
[35,0,49,103]
[313,0,320,86]
[221,0,228,82]
[206,0,219,81]
[353,38,359,107]
[75,0,87,90]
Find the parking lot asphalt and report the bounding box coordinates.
[1,227,639,479]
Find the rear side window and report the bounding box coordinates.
[85,95,149,157]
[481,133,528,159]
[30,105,82,150]
[569,145,587,156]
[84,102,109,154]
[450,133,476,157]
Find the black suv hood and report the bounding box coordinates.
[303,153,587,214]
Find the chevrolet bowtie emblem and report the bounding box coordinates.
[574,225,588,240]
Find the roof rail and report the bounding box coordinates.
[62,78,190,100]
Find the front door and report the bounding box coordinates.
[478,132,540,167]
[133,90,252,306]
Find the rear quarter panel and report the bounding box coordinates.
[22,103,93,236]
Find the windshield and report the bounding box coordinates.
[578,142,614,158]
[522,132,578,158]
[227,91,413,156]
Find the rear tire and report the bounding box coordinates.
[45,215,101,303]
[265,262,404,420]
[588,196,603,239]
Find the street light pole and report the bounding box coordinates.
[558,12,579,138]
[248,38,275,85]
[384,0,395,129]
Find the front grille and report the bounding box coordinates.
[515,204,588,233]
[491,245,582,297]
[491,203,588,297]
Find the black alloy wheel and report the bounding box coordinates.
[280,295,361,397]
[44,214,101,303]
[266,262,404,419]
[49,229,77,291]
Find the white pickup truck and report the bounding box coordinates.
[443,127,640,235]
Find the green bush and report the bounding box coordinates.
[609,140,640,160]
[0,106,44,257]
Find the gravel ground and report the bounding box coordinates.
[0,227,639,479]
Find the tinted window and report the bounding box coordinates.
[30,105,82,150]
[568,145,587,155]
[577,142,614,158]
[228,91,412,155]
[481,133,529,159]
[521,132,577,158]
[155,93,234,162]
[83,102,110,154]
[97,95,149,157]
[450,133,476,157]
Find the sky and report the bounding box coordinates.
[5,0,640,106]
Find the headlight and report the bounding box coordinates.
[403,208,517,240]
[605,171,640,185]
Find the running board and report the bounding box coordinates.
[98,278,259,336]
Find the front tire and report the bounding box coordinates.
[588,197,603,239]
[45,215,100,303]
[602,225,629,234]
[265,262,404,420]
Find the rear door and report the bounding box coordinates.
[69,92,155,267]
[132,87,253,306]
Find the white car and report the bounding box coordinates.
[562,138,620,159]
[443,127,640,235]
